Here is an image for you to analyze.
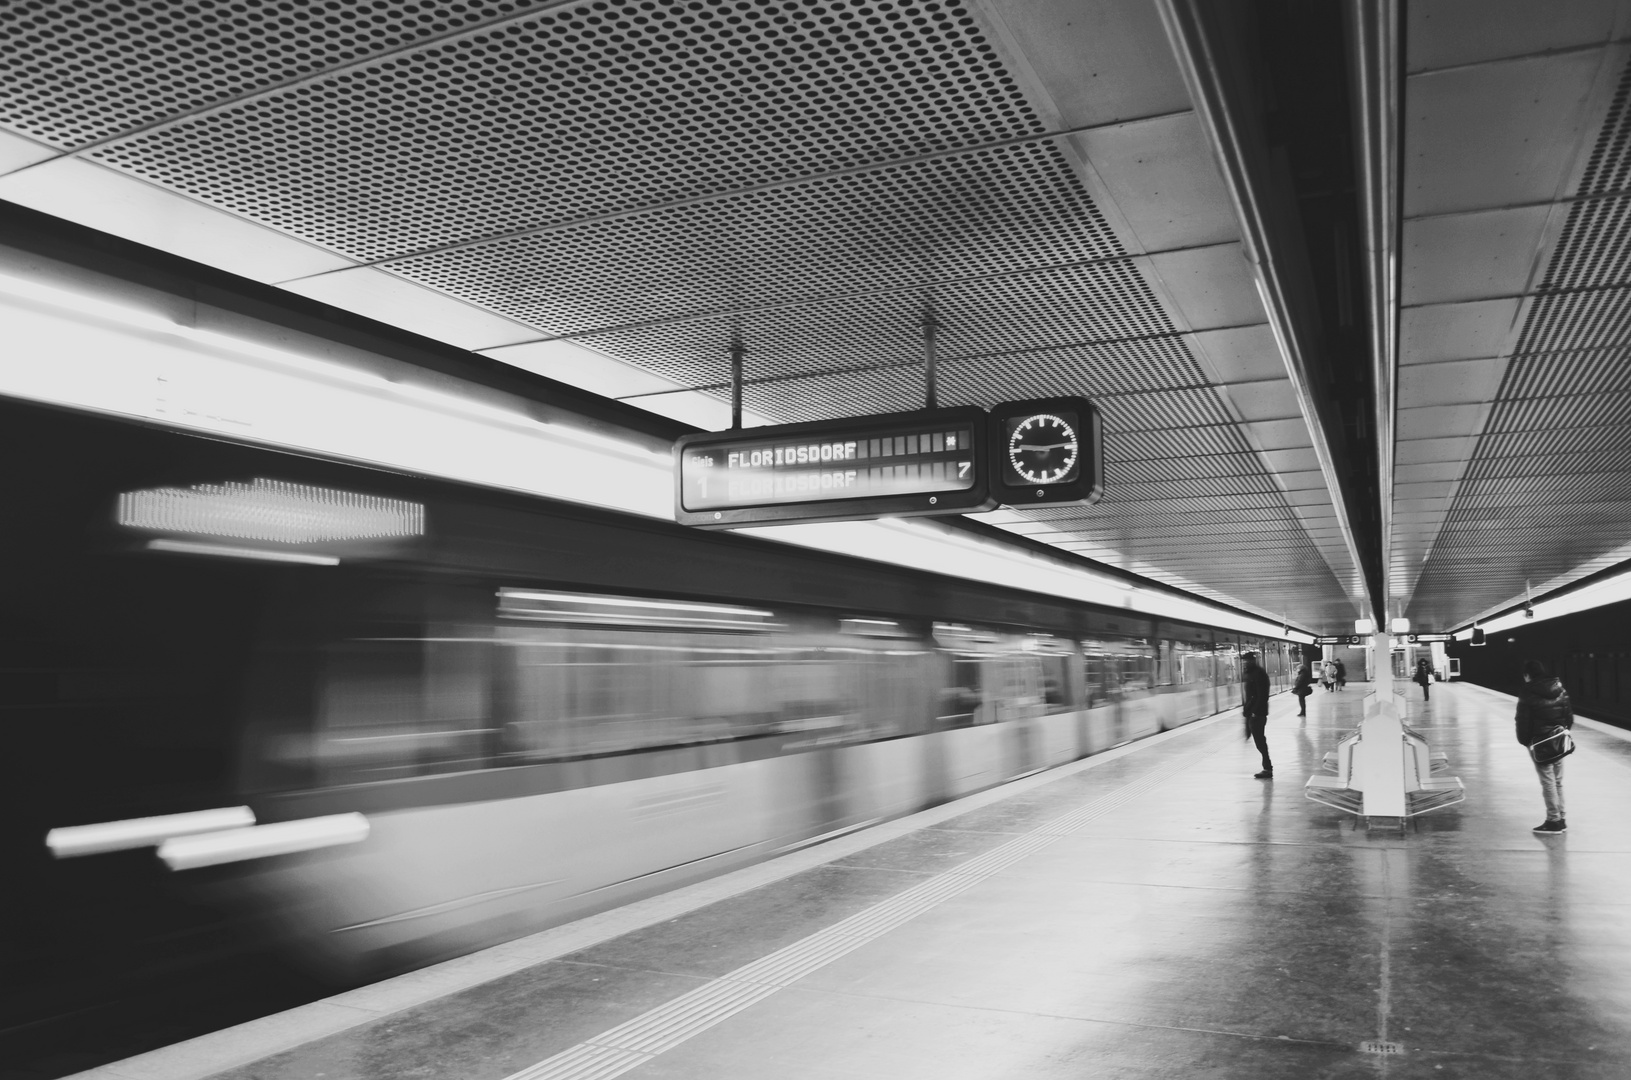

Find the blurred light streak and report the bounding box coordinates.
[121,478,423,543]
[499,589,773,617]
[46,806,256,858]
[147,539,342,565]
[157,813,370,870]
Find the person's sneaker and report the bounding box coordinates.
[1254,770,1274,779]
[1533,820,1567,833]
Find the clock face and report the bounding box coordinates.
[1006,413,1079,485]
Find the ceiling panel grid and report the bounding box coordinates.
[0,0,561,148]
[0,0,1365,630]
[83,1,1046,261]
[1403,23,1631,628]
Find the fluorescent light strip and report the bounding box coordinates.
[0,268,178,333]
[0,276,1306,643]
[0,283,675,519]
[46,806,256,858]
[1455,565,1631,637]
[148,539,342,565]
[743,519,1307,643]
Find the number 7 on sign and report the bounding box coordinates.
[957,461,971,479]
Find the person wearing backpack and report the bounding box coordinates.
[1515,659,1574,833]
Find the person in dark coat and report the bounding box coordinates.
[1515,659,1573,833]
[1242,651,1272,778]
[1291,660,1313,717]
[1413,657,1432,700]
[1332,658,1346,690]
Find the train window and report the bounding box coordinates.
[937,654,984,728]
[1080,635,1153,707]
[315,635,494,785]
[1038,651,1072,713]
[501,627,793,760]
[1171,640,1213,687]
[768,647,853,746]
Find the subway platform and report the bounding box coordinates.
[76,682,1631,1080]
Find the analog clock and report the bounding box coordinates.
[1006,413,1080,485]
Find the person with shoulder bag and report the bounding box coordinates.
[1292,660,1313,717]
[1515,659,1575,833]
[1413,657,1432,701]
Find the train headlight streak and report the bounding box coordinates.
[157,813,370,871]
[45,806,256,858]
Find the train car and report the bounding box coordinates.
[3,397,1295,1002]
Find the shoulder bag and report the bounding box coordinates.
[1529,725,1575,766]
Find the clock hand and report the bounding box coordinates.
[1015,442,1073,451]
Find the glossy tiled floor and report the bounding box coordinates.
[109,683,1631,1079]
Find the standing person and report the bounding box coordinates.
[1333,657,1346,690]
[1292,659,1313,716]
[1516,659,1573,833]
[1242,651,1272,779]
[1413,657,1432,701]
[1320,660,1333,692]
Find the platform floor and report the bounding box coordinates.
[80,682,1631,1080]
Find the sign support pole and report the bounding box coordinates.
[728,340,745,430]
[921,308,940,410]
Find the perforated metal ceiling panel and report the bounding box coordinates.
[0,0,1368,631]
[82,1,1045,259]
[1398,2,1631,631]
[1,1,559,147]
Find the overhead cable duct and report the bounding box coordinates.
[1154,0,1381,626]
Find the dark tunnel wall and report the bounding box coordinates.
[1448,598,1631,731]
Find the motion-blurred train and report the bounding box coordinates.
[4,397,1293,989]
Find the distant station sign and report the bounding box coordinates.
[674,407,995,528]
[1316,632,1452,645]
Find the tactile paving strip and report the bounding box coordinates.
[503,747,1211,1080]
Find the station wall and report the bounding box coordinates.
[1447,598,1631,731]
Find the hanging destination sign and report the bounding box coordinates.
[674,407,995,528]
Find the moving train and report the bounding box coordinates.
[4,397,1294,993]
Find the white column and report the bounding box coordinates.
[1350,630,1408,818]
[1372,631,1392,694]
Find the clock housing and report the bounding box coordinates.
[988,396,1103,507]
